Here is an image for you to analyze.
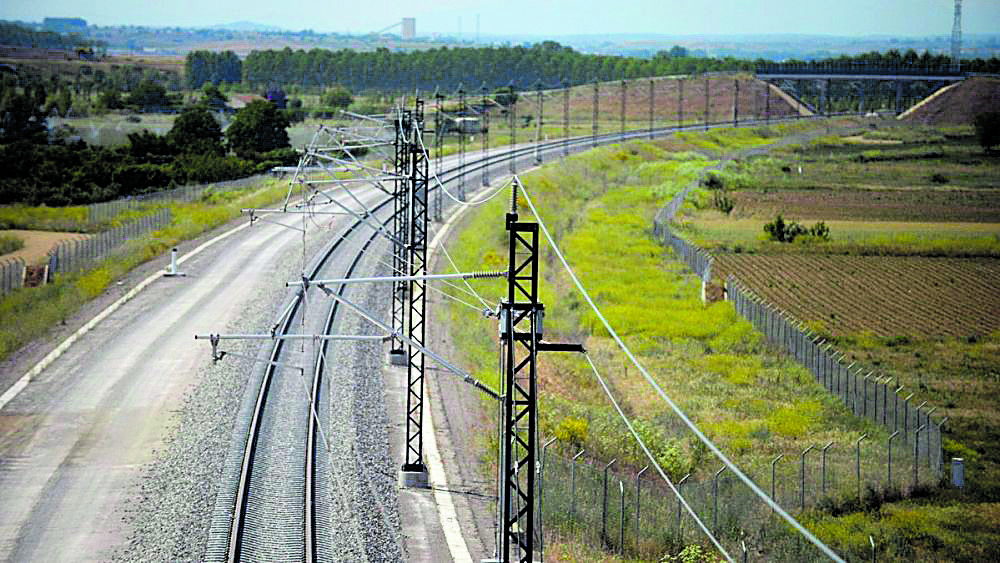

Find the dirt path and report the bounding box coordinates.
[0,230,88,266]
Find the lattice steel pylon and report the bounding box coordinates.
[495,181,584,562]
[402,100,430,479]
[952,0,962,70]
[498,185,541,563]
[390,109,411,366]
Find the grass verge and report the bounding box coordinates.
[0,178,287,363]
[437,125,930,560]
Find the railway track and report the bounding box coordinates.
[208,112,840,562]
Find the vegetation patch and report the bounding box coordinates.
[0,233,25,256]
[0,179,286,363]
[439,128,896,559]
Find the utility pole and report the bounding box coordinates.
[592,78,599,147]
[433,91,444,221]
[390,108,411,368]
[400,100,430,485]
[535,80,543,164]
[509,83,517,174]
[648,78,654,139]
[678,77,684,127]
[620,77,626,137]
[704,76,710,131]
[458,86,466,201]
[563,79,569,156]
[952,0,962,71]
[482,83,490,186]
[733,78,739,127]
[496,181,583,562]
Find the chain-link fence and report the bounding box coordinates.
[537,428,940,562]
[47,209,173,277]
[0,257,26,296]
[85,175,269,224]
[537,447,852,561]
[727,278,944,477]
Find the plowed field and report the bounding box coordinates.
[715,254,1000,338]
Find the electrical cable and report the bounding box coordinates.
[518,185,845,562]
[417,133,511,206]
[583,352,732,561]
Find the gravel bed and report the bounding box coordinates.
[111,230,326,562]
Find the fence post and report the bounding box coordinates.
[570,450,584,525]
[821,441,834,495]
[936,417,948,474]
[538,437,556,559]
[602,459,616,546]
[800,445,815,510]
[713,466,725,533]
[893,385,903,433]
[924,407,938,469]
[856,433,868,498]
[914,424,927,487]
[888,430,900,487]
[619,480,625,555]
[771,454,783,511]
[635,465,647,546]
[902,394,913,443]
[676,473,690,537]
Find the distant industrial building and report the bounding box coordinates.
[402,18,415,40]
[43,18,87,33]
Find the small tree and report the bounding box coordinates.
[167,105,223,155]
[225,99,290,157]
[201,82,228,110]
[974,111,1000,153]
[322,86,353,111]
[126,79,171,111]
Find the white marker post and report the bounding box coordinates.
[164,248,186,277]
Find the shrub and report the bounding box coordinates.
[764,215,829,243]
[973,111,1000,152]
[0,233,25,255]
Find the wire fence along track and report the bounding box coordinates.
[46,209,173,278]
[727,279,944,476]
[646,132,945,481]
[86,176,268,224]
[0,257,26,296]
[203,111,855,562]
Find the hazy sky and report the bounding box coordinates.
[3,0,1000,37]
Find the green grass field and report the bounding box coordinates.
[434,124,972,559]
[0,178,287,362]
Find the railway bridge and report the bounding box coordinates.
[755,62,967,115]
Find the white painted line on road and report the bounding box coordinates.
[423,383,473,563]
[0,217,257,413]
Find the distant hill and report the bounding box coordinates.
[208,21,284,33]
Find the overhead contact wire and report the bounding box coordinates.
[518,185,845,562]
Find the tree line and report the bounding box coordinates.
[195,42,753,93]
[185,43,1000,97]
[0,97,296,206]
[0,21,106,54]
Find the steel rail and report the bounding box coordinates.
[227,191,397,563]
[227,109,854,562]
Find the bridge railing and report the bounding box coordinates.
[756,62,964,77]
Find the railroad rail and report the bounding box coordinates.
[210,109,848,562]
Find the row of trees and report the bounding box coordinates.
[0,100,295,206]
[185,50,242,88]
[237,42,756,93]
[234,43,1000,95]
[0,21,106,53]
